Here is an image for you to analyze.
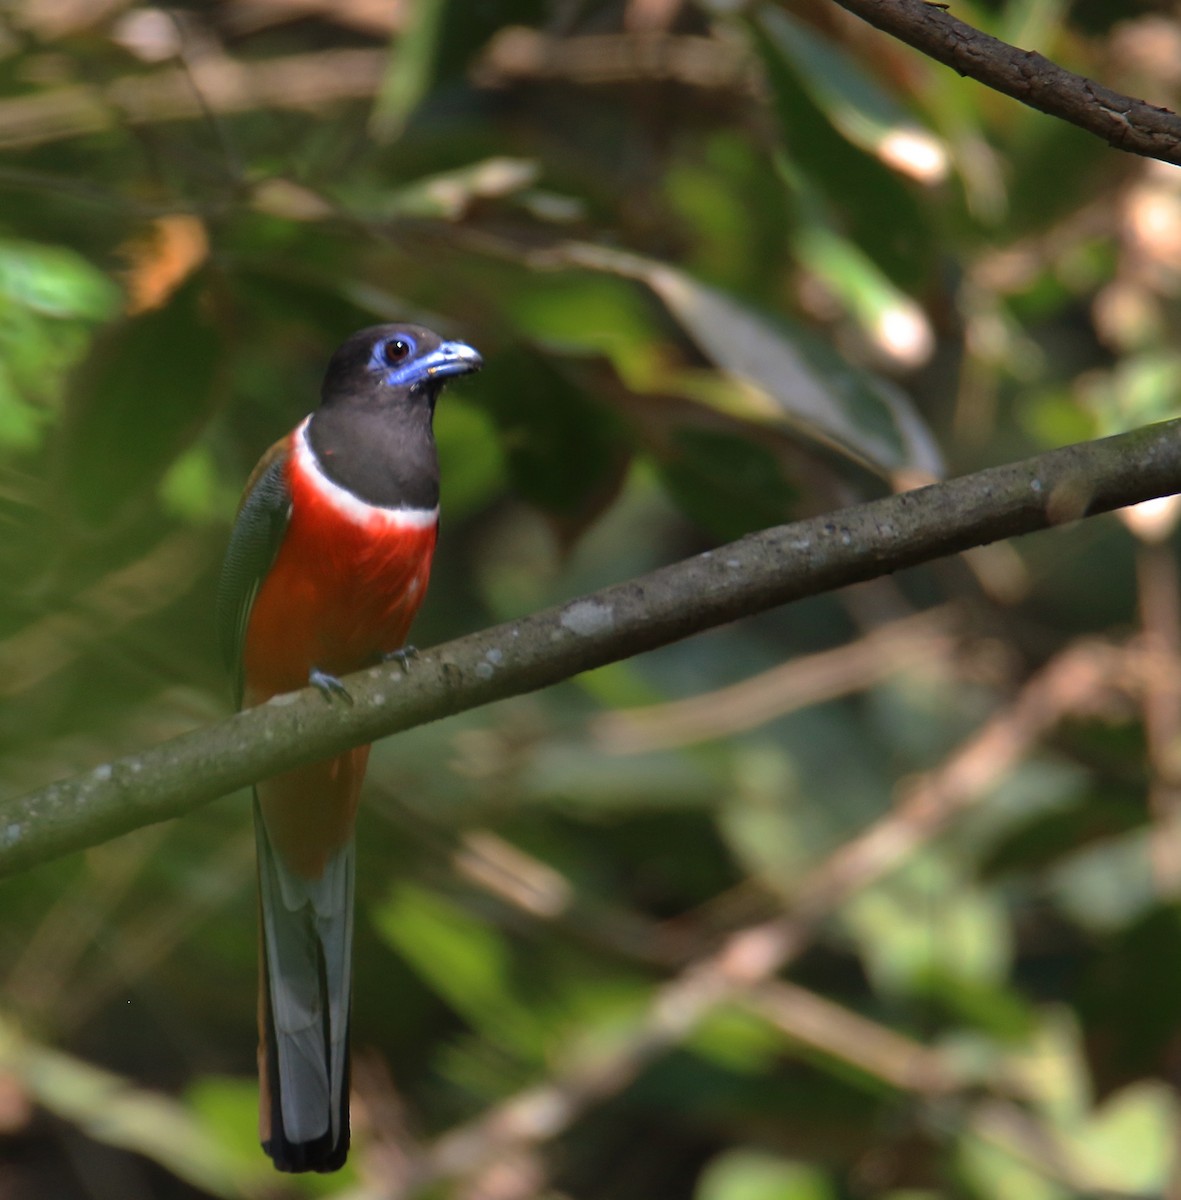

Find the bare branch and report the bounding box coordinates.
[1,419,1179,878]
[830,0,1181,165]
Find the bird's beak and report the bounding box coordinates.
[421,340,483,380]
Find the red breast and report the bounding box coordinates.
[242,419,438,707]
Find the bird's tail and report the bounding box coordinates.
[254,795,354,1173]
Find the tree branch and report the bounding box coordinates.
[830,0,1181,165]
[3,419,1180,878]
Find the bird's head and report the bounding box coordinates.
[321,324,483,409]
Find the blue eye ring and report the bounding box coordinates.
[381,336,413,366]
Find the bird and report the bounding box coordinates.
[217,323,482,1172]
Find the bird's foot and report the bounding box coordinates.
[309,667,354,704]
[381,645,418,674]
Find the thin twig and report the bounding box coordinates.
[830,0,1181,165]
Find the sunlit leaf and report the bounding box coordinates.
[999,1008,1091,1125]
[753,8,948,183]
[790,219,934,368]
[743,14,935,288]
[956,1130,1070,1200]
[0,239,120,321]
[379,157,540,219]
[1069,1082,1177,1194]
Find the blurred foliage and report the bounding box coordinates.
[0,0,1180,1197]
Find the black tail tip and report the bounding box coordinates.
[263,1128,350,1174]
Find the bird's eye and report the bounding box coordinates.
[382,338,412,365]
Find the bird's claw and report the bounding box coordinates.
[309,667,354,704]
[381,645,418,674]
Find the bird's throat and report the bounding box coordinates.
[305,404,439,511]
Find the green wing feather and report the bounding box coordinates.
[216,440,293,706]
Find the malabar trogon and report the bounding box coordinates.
[217,324,482,1172]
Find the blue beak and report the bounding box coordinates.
[379,338,484,388]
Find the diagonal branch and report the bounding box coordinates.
[2,419,1180,878]
[830,0,1181,165]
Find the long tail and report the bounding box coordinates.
[254,796,354,1172]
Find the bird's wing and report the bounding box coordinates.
[216,437,293,706]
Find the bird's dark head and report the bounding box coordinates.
[308,324,481,509]
[321,324,482,410]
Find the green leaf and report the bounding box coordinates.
[57,276,221,529]
[183,1076,277,1185]
[368,0,447,142]
[1082,349,1181,435]
[559,243,942,476]
[0,365,44,451]
[697,1150,835,1200]
[372,882,542,1057]
[522,738,719,812]
[158,443,239,525]
[435,395,507,517]
[956,1132,1071,1200]
[506,267,662,378]
[843,852,1012,997]
[1047,828,1156,932]
[742,14,935,289]
[714,745,810,886]
[1069,1082,1177,1194]
[0,243,118,454]
[690,1007,783,1075]
[789,217,934,368]
[0,239,120,321]
[753,8,947,183]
